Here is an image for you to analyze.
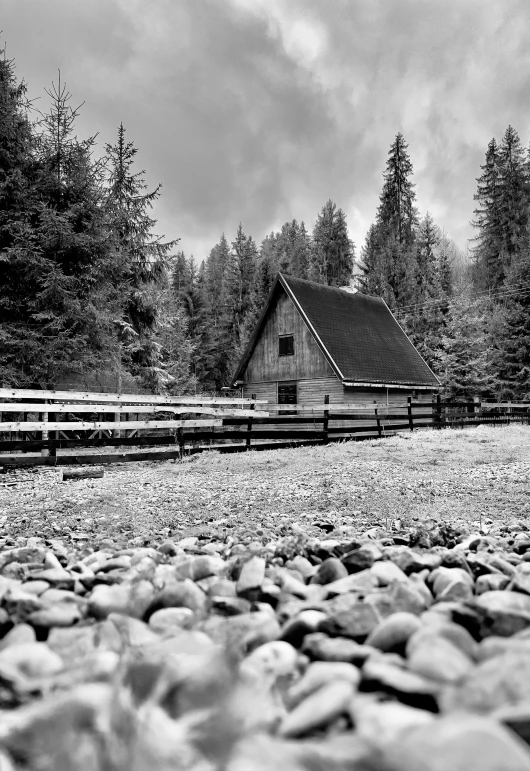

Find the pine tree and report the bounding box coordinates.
[360,133,417,307]
[497,126,528,276]
[311,200,354,286]
[104,123,179,390]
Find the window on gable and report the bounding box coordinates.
[279,334,294,356]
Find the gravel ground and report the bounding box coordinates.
[1,424,529,545]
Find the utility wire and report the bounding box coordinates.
[392,282,530,317]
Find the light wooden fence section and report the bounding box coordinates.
[0,388,529,467]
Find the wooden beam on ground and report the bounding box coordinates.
[62,469,104,481]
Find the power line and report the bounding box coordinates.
[393,281,530,317]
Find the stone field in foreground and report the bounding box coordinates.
[1,516,530,769]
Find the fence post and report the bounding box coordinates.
[40,400,49,457]
[323,395,329,444]
[407,396,413,432]
[473,396,480,425]
[436,394,442,429]
[113,411,121,440]
[246,395,256,450]
[177,427,185,459]
[375,407,382,438]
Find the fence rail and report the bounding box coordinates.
[0,390,529,467]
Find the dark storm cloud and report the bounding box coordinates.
[3,0,530,259]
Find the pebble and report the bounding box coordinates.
[366,611,422,653]
[279,679,355,738]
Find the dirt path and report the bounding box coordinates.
[1,425,529,545]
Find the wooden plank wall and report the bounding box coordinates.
[244,288,336,382]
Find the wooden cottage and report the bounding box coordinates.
[232,273,440,405]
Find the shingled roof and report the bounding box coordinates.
[233,273,440,387]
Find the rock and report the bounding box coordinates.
[302,633,374,665]
[365,611,422,653]
[321,570,377,597]
[286,661,360,708]
[206,578,237,597]
[0,624,36,651]
[148,579,206,616]
[46,625,97,663]
[26,568,75,589]
[279,679,355,738]
[20,580,50,596]
[88,580,156,620]
[385,546,441,574]
[361,658,439,709]
[27,603,84,628]
[437,577,474,602]
[364,578,431,618]
[429,566,474,596]
[318,599,380,641]
[442,653,530,713]
[370,560,409,586]
[0,642,64,680]
[285,556,315,580]
[477,636,530,662]
[280,610,328,648]
[198,611,280,657]
[236,556,266,595]
[382,714,530,771]
[406,631,473,684]
[175,555,226,582]
[419,620,479,660]
[350,693,435,745]
[310,557,348,584]
[476,573,511,594]
[241,641,298,685]
[341,547,375,573]
[472,591,530,637]
[148,606,195,634]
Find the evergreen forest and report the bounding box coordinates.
[1,53,529,400]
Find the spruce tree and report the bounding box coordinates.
[311,200,354,286]
[104,123,178,390]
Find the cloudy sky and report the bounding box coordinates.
[3,0,530,262]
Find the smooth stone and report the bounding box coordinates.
[302,633,374,665]
[280,611,329,648]
[285,556,316,580]
[26,568,75,589]
[148,607,195,634]
[406,632,472,684]
[318,600,380,641]
[476,573,511,594]
[210,596,252,616]
[148,579,206,615]
[310,557,348,585]
[491,702,530,748]
[477,636,530,662]
[429,566,474,596]
[287,661,361,709]
[46,625,97,663]
[436,577,474,603]
[418,620,479,660]
[175,555,226,582]
[350,694,435,745]
[237,556,266,595]
[322,570,377,597]
[19,581,50,596]
[241,641,298,683]
[0,642,64,679]
[341,547,376,574]
[106,613,159,648]
[370,561,409,586]
[279,679,355,738]
[383,714,530,771]
[385,547,441,575]
[27,603,84,628]
[205,579,237,598]
[442,653,530,713]
[88,580,156,620]
[198,611,280,656]
[364,579,431,618]
[362,658,439,704]
[472,591,530,637]
[365,612,422,653]
[0,624,36,651]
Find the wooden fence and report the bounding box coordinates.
[0,388,529,467]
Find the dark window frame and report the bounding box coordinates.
[277,381,297,405]
[279,334,294,357]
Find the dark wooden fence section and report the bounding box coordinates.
[0,388,529,467]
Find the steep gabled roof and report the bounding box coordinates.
[233,273,440,387]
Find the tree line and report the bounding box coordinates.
[1,51,528,399]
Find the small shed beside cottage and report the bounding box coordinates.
[232,273,440,405]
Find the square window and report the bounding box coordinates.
[279,335,294,356]
[278,382,297,405]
